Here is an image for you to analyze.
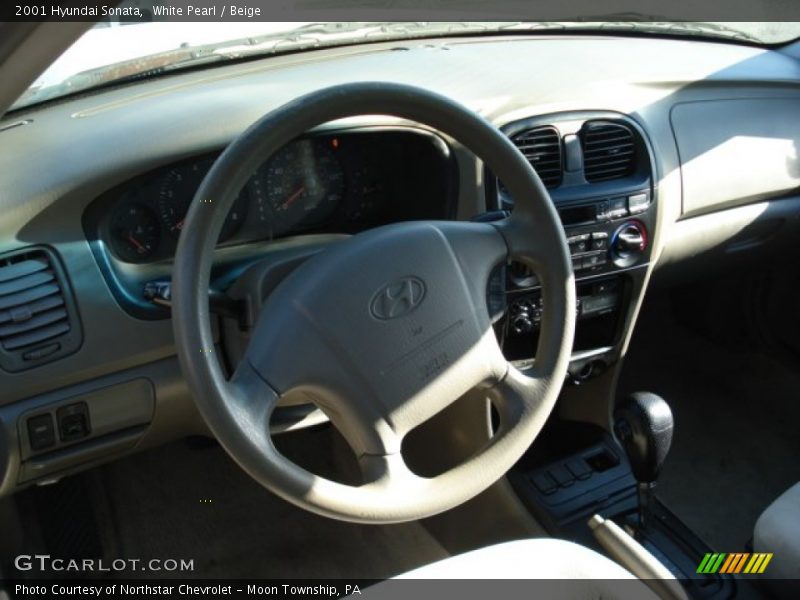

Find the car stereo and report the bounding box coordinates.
[488,186,656,369]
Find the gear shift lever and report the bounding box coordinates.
[614,392,674,531]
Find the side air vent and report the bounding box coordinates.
[0,247,81,372]
[581,121,636,183]
[510,126,563,189]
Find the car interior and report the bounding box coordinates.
[1,13,799,600]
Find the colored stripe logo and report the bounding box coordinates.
[697,553,773,574]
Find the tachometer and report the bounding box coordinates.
[254,139,345,231]
[109,203,161,263]
[157,158,249,242]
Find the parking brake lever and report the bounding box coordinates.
[589,515,687,600]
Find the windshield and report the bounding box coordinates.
[12,20,800,111]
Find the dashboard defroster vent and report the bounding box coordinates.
[0,247,81,372]
[581,121,636,183]
[510,126,563,189]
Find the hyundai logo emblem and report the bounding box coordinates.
[370,277,426,320]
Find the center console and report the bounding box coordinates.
[486,112,657,382]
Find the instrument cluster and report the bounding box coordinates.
[95,130,454,264]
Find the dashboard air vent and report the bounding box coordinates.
[0,247,81,372]
[510,126,563,189]
[581,121,636,183]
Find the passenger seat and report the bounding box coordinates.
[754,482,800,597]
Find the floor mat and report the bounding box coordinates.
[619,293,800,553]
[82,429,448,579]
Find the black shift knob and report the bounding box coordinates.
[614,392,674,484]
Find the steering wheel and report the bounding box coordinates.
[172,82,575,524]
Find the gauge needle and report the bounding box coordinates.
[125,234,146,254]
[281,186,305,210]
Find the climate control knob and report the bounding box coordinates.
[611,221,648,267]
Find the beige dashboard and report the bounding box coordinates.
[2,33,800,496]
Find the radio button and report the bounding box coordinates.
[608,196,628,218]
[590,232,608,250]
[568,233,590,255]
[567,233,590,242]
[628,193,649,214]
[583,253,607,269]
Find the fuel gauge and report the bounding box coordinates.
[110,203,161,262]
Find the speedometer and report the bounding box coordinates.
[157,158,249,242]
[254,139,345,231]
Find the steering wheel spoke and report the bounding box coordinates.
[357,451,416,487]
[489,364,549,432]
[226,361,280,435]
[493,212,565,277]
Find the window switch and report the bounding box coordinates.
[548,465,575,488]
[27,414,55,451]
[57,402,91,442]
[531,472,558,495]
[566,458,593,481]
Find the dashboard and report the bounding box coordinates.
[3,32,800,497]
